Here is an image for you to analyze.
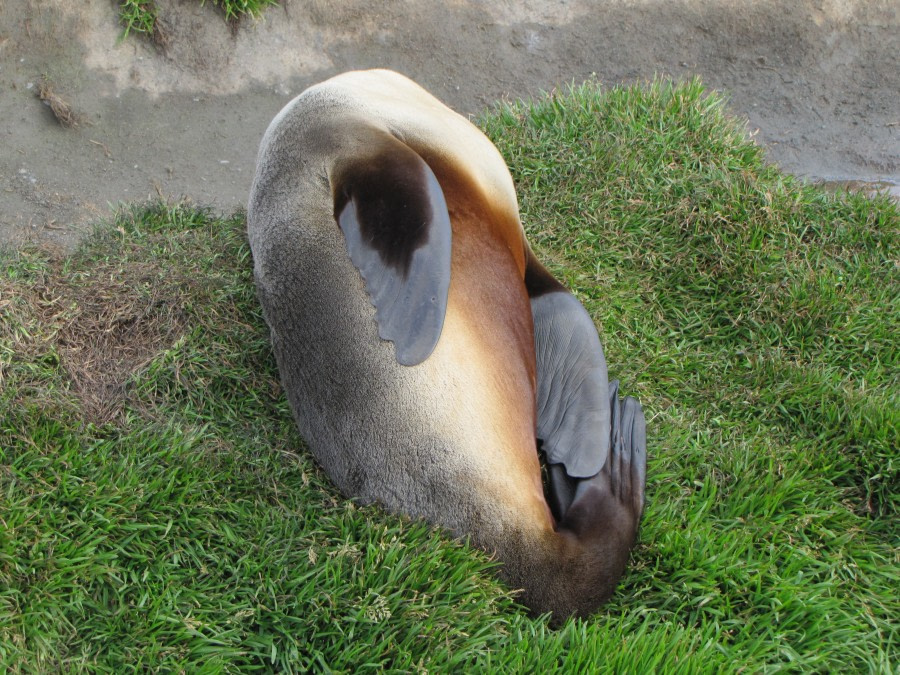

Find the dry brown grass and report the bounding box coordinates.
[1,249,189,425]
[36,78,82,129]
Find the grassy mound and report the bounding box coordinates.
[2,80,896,671]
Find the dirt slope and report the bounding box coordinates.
[1,0,897,251]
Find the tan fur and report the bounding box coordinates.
[248,70,642,620]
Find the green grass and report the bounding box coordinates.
[118,1,158,40]
[118,0,278,39]
[1,80,897,671]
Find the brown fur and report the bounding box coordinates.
[248,69,645,622]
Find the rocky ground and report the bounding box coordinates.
[1,0,897,252]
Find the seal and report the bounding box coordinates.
[247,69,647,620]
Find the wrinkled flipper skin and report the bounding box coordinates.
[335,140,452,366]
[532,290,612,479]
[526,251,647,596]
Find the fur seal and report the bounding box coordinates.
[248,69,647,620]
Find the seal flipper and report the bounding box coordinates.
[530,288,611,479]
[334,134,452,366]
[622,395,647,517]
[570,382,647,519]
[526,249,646,524]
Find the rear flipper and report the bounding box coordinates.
[526,266,648,618]
[572,381,646,515]
[545,381,647,525]
[527,251,646,536]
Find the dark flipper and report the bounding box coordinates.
[526,250,646,522]
[530,289,611,478]
[334,133,452,366]
[620,395,647,517]
[569,381,647,520]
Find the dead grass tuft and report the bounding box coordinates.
[37,78,82,129]
[1,252,189,425]
[58,265,190,425]
[151,15,171,50]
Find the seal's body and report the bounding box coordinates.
[248,70,646,619]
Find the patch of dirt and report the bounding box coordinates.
[55,261,189,425]
[1,0,898,252]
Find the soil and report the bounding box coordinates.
[1,0,898,252]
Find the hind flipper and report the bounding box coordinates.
[530,288,612,479]
[570,382,647,521]
[526,249,646,525]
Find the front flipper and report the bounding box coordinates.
[334,133,452,366]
